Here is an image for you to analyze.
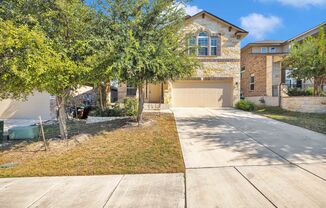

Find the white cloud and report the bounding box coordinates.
[184,5,203,16]
[240,13,282,40]
[258,0,326,7]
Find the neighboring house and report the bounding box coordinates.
[0,87,99,120]
[0,92,56,120]
[241,22,326,106]
[117,11,248,108]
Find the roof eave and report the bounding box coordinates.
[288,22,326,42]
[187,10,248,34]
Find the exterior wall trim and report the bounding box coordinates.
[198,59,240,62]
[180,77,233,81]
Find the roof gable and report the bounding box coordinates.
[186,10,248,34]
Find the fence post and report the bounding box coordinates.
[39,116,48,151]
[279,83,283,108]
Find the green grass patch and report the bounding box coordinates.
[255,107,326,134]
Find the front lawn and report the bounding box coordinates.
[255,107,326,134]
[0,113,185,177]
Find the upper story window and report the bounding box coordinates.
[261,47,268,53]
[198,32,209,56]
[187,32,220,57]
[240,66,245,79]
[211,37,218,56]
[188,36,196,55]
[269,47,276,53]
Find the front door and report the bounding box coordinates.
[148,84,161,103]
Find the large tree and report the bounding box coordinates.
[284,28,326,96]
[0,0,97,139]
[99,0,199,122]
[0,20,72,99]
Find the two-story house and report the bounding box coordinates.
[117,11,248,108]
[241,22,326,106]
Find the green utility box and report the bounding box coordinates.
[0,121,3,143]
[8,126,39,140]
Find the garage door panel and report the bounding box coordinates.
[172,81,232,107]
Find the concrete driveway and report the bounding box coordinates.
[173,108,326,208]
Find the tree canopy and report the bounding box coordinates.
[0,0,99,139]
[284,28,326,95]
[0,0,198,129]
[98,0,199,121]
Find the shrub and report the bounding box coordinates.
[88,104,125,117]
[235,100,256,111]
[89,98,138,117]
[123,97,138,116]
[287,87,313,96]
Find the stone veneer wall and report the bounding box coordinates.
[118,13,243,106]
[246,96,279,107]
[180,14,243,106]
[281,97,326,113]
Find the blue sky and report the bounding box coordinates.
[185,0,326,46]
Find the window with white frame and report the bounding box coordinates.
[211,36,218,56]
[269,47,276,53]
[261,47,268,53]
[249,74,255,91]
[198,32,209,56]
[188,36,196,55]
[240,66,245,79]
[127,83,137,96]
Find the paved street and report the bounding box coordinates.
[174,108,326,208]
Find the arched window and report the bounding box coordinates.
[198,32,209,56]
[187,32,220,56]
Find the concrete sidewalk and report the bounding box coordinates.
[174,108,326,208]
[0,173,184,208]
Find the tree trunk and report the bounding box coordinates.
[313,80,317,96]
[105,82,111,106]
[98,84,104,111]
[314,77,323,96]
[57,96,68,140]
[137,83,144,124]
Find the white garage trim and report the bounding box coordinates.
[171,80,233,107]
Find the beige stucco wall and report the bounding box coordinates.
[282,97,326,113]
[251,46,284,54]
[266,56,273,96]
[0,92,53,120]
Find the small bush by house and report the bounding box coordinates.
[236,100,256,111]
[287,87,313,96]
[123,97,138,116]
[89,97,138,117]
[89,105,124,117]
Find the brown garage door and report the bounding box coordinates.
[172,80,233,107]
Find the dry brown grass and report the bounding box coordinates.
[0,113,185,177]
